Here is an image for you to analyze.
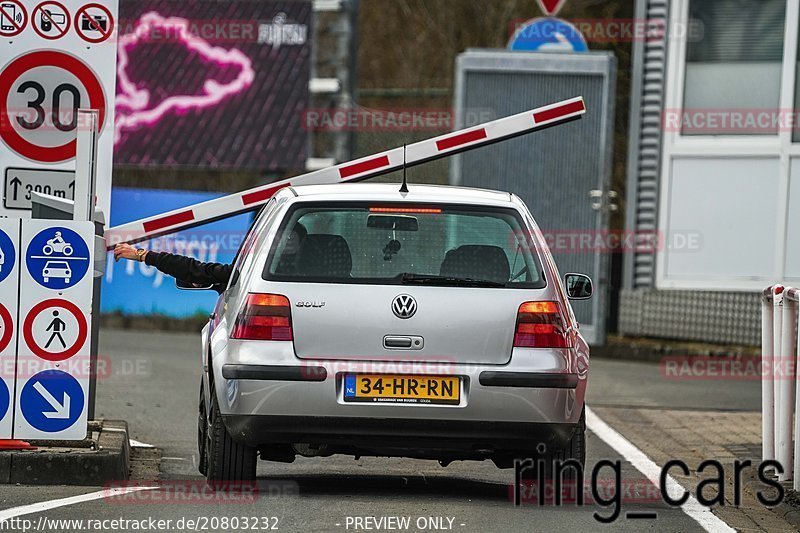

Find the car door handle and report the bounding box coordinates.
[383,336,424,350]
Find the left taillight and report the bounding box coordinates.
[231,294,293,341]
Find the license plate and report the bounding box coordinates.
[344,374,460,405]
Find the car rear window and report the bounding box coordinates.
[263,202,546,288]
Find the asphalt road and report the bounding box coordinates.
[0,329,761,533]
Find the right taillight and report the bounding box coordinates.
[231,293,293,341]
[514,301,571,348]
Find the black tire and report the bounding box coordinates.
[197,379,208,476]
[550,407,586,471]
[205,385,257,484]
[519,408,586,488]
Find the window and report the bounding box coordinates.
[226,200,276,292]
[683,0,786,135]
[263,202,545,288]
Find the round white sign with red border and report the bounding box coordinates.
[0,50,106,163]
[23,298,87,361]
[0,304,13,353]
[32,1,71,41]
[0,0,28,38]
[74,2,113,44]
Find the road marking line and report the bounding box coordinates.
[586,406,735,533]
[0,486,157,522]
[129,438,154,448]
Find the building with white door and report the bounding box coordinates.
[622,0,797,344]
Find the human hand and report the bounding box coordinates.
[114,243,140,262]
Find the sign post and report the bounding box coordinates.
[0,220,20,439]
[14,221,93,439]
[0,0,117,218]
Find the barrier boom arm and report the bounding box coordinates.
[106,96,586,249]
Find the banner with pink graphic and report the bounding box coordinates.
[114,0,311,170]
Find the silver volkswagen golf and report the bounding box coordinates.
[196,183,592,482]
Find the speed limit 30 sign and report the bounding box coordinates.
[0,0,117,219]
[0,50,107,163]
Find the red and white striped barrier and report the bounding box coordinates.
[105,96,586,248]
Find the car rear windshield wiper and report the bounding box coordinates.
[400,273,506,288]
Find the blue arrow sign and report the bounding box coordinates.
[26,227,90,290]
[509,18,589,53]
[0,229,16,285]
[21,370,84,432]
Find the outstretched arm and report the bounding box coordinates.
[114,243,233,287]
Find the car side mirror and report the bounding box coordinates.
[565,274,593,300]
[176,279,216,291]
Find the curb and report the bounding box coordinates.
[592,335,760,363]
[743,476,800,531]
[775,487,800,531]
[0,420,130,486]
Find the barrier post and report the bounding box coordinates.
[788,288,800,489]
[773,285,785,462]
[779,288,797,481]
[763,286,776,464]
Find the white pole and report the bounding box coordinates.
[778,290,796,481]
[791,289,800,489]
[763,287,775,464]
[773,286,784,462]
[73,109,99,222]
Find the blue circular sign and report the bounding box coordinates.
[21,370,84,432]
[0,379,9,422]
[26,227,90,290]
[0,230,15,285]
[509,18,589,53]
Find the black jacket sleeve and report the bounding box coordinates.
[144,252,233,288]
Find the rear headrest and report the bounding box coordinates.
[439,245,510,283]
[294,234,352,277]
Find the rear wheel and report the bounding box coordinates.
[518,408,586,499]
[205,385,257,484]
[549,407,586,470]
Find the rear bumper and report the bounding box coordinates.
[221,364,577,389]
[212,342,589,453]
[223,414,577,454]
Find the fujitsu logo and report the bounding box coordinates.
[258,12,308,49]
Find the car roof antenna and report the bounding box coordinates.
[399,144,409,193]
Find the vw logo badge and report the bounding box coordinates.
[392,295,417,319]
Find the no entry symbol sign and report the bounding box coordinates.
[23,298,87,361]
[32,1,70,40]
[0,303,13,353]
[74,2,113,44]
[0,0,27,38]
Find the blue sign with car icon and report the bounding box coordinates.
[26,227,90,290]
[0,229,15,285]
